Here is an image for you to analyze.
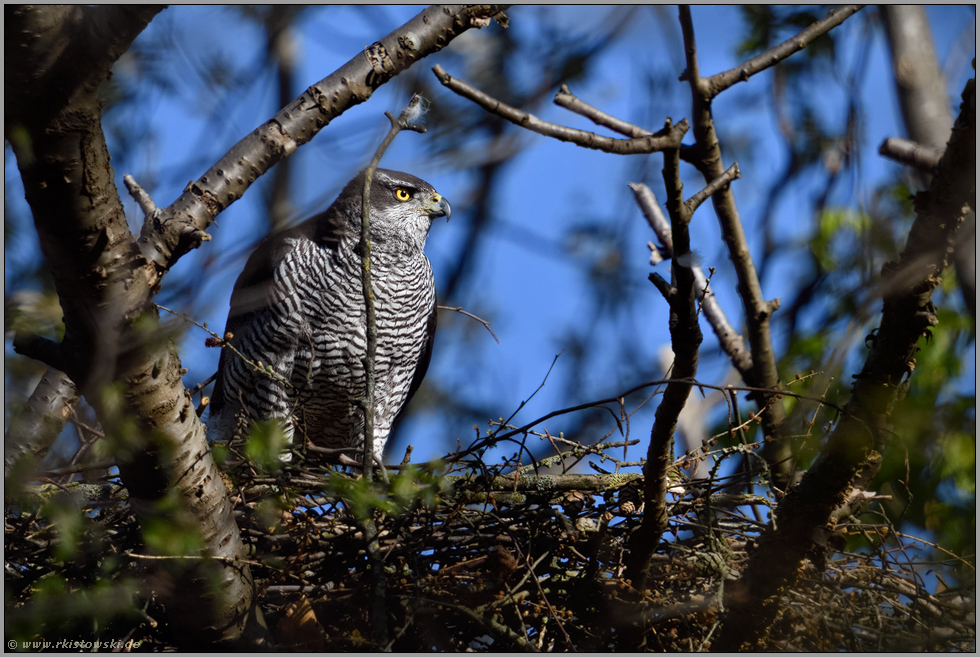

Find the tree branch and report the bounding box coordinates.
[717,74,976,652]
[3,368,79,480]
[678,5,791,488]
[702,5,864,98]
[12,333,66,372]
[624,144,703,587]
[433,64,689,154]
[438,305,500,344]
[554,84,701,164]
[7,6,272,646]
[881,5,953,152]
[135,5,508,279]
[5,6,165,123]
[359,96,428,475]
[553,84,651,138]
[684,161,740,215]
[882,6,973,318]
[356,94,429,647]
[878,137,943,173]
[630,182,753,375]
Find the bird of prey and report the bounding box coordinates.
[206,168,449,463]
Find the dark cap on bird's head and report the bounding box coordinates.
[331,168,450,251]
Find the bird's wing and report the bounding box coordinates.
[210,222,317,421]
[404,291,438,410]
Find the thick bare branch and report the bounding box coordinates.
[11,333,65,373]
[701,5,864,98]
[3,369,79,480]
[878,137,943,173]
[717,74,976,652]
[137,5,509,277]
[433,64,689,154]
[6,5,267,645]
[5,6,165,122]
[882,6,973,318]
[882,5,953,151]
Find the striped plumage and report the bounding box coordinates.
[206,169,449,461]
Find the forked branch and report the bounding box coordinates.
[433,65,688,154]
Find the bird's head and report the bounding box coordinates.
[336,168,450,253]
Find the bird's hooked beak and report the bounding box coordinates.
[426,193,451,222]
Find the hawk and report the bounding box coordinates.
[206,168,449,462]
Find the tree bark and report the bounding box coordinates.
[883,5,974,317]
[6,5,265,647]
[716,73,976,652]
[882,6,953,150]
[3,368,79,480]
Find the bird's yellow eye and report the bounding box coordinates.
[395,188,412,202]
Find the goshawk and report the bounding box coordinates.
[206,169,449,462]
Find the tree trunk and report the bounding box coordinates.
[5,6,265,647]
[883,5,974,317]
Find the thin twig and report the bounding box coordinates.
[685,161,740,215]
[433,65,688,154]
[555,84,700,164]
[359,94,428,475]
[37,459,117,478]
[438,305,500,344]
[128,552,265,569]
[554,84,652,138]
[158,303,293,390]
[453,377,849,463]
[355,93,428,647]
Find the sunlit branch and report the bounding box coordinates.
[554,84,700,163]
[878,137,943,173]
[136,5,508,280]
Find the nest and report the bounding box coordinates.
[4,428,975,652]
